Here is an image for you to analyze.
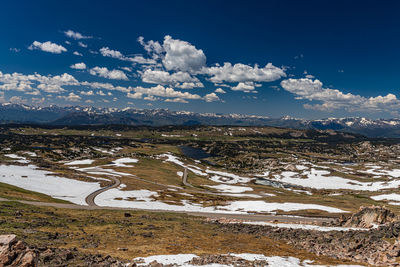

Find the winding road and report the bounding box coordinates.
[85,176,120,206]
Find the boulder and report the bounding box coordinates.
[0,234,38,267]
[338,206,398,228]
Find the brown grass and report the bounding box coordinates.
[0,201,363,265]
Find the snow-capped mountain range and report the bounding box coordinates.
[1,103,400,137]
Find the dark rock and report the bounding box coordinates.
[0,234,38,267]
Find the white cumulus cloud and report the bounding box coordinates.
[138,36,163,58]
[231,82,257,92]
[141,69,202,88]
[215,88,226,94]
[165,98,188,103]
[28,41,67,54]
[89,67,128,81]
[78,42,88,48]
[206,63,286,83]
[162,35,206,73]
[0,71,78,94]
[64,30,92,40]
[100,47,124,60]
[281,78,400,113]
[99,47,156,64]
[127,92,143,99]
[80,90,94,96]
[70,62,86,70]
[131,84,202,100]
[57,92,81,102]
[204,92,220,102]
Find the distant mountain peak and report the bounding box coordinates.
[1,103,400,137]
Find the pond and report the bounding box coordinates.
[179,145,213,160]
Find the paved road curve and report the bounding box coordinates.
[85,176,120,206]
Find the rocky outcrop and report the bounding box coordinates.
[336,205,398,228]
[37,247,126,267]
[215,219,400,266]
[0,234,128,267]
[0,234,38,267]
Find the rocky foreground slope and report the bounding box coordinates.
[0,234,126,267]
[2,206,400,266]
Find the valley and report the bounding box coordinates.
[1,124,400,265]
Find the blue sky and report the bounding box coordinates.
[0,0,399,119]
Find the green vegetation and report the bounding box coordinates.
[0,201,357,265]
[0,182,68,203]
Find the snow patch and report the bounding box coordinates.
[371,193,400,204]
[4,154,23,159]
[4,154,29,164]
[134,254,197,266]
[273,168,400,191]
[65,159,94,165]
[22,151,37,157]
[161,153,207,176]
[206,169,252,184]
[76,166,132,177]
[110,158,138,167]
[206,184,253,193]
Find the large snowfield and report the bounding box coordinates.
[95,187,346,213]
[0,164,101,205]
[273,168,400,191]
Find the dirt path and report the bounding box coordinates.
[0,197,334,223]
